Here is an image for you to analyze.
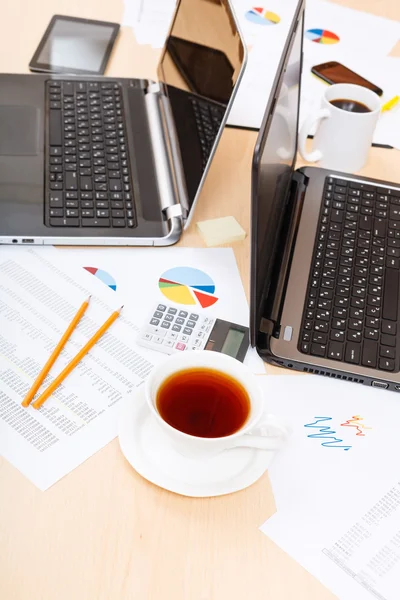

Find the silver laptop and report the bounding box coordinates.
[251,0,400,392]
[0,0,246,246]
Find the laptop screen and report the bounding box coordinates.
[250,5,303,344]
[157,0,245,213]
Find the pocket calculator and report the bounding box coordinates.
[137,303,249,362]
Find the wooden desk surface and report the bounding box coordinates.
[1,2,399,599]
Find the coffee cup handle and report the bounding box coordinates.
[298,108,331,162]
[229,414,290,451]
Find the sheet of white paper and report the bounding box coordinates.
[122,0,176,49]
[226,0,299,129]
[60,246,265,373]
[261,478,400,600]
[0,246,156,490]
[257,375,400,520]
[230,0,400,129]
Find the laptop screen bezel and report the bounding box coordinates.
[156,0,247,228]
[250,0,305,347]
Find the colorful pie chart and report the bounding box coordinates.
[158,267,218,308]
[305,28,340,44]
[245,7,280,26]
[83,267,117,291]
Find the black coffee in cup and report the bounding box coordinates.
[329,98,371,113]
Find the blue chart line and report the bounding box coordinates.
[304,417,352,451]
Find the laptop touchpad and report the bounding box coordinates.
[0,106,39,156]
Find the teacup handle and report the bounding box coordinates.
[298,108,331,162]
[229,414,290,451]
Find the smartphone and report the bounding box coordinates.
[311,61,383,97]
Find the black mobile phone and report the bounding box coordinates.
[311,61,383,97]
[29,15,120,75]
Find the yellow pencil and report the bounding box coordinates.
[382,95,399,113]
[21,296,91,408]
[32,306,123,410]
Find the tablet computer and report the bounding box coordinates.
[29,15,120,75]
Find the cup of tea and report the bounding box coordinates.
[145,351,289,459]
[299,83,381,172]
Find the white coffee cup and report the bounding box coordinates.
[145,351,289,459]
[299,83,381,172]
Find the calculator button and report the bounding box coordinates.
[141,333,152,341]
[161,321,171,329]
[164,314,174,322]
[194,338,203,347]
[186,320,196,328]
[153,311,163,319]
[150,318,160,326]
[172,324,181,332]
[180,334,189,343]
[189,313,199,321]
[168,332,178,340]
[197,332,205,339]
[183,327,192,335]
[178,310,188,318]
[167,308,177,315]
[164,339,174,347]
[176,317,185,325]
[153,336,164,344]
[151,327,166,337]
[175,342,186,351]
[157,304,166,312]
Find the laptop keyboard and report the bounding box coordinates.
[46,80,136,228]
[190,96,224,169]
[299,176,400,373]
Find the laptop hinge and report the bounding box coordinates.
[144,82,189,221]
[164,204,183,220]
[260,171,309,340]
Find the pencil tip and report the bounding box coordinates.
[119,305,124,311]
[87,295,92,301]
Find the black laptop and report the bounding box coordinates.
[0,0,245,246]
[250,0,400,392]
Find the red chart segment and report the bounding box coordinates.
[193,290,218,308]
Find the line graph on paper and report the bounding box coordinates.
[304,415,372,451]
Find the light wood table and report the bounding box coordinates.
[1,2,399,599]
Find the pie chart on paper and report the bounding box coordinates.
[305,28,340,44]
[83,267,117,291]
[245,7,281,26]
[158,267,219,308]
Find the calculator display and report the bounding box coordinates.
[220,329,246,358]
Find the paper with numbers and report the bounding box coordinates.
[0,246,155,490]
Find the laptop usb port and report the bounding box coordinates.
[22,239,34,243]
[372,381,389,389]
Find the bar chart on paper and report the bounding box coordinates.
[158,267,219,308]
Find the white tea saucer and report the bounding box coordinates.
[118,388,275,497]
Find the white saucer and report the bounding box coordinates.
[118,388,275,497]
